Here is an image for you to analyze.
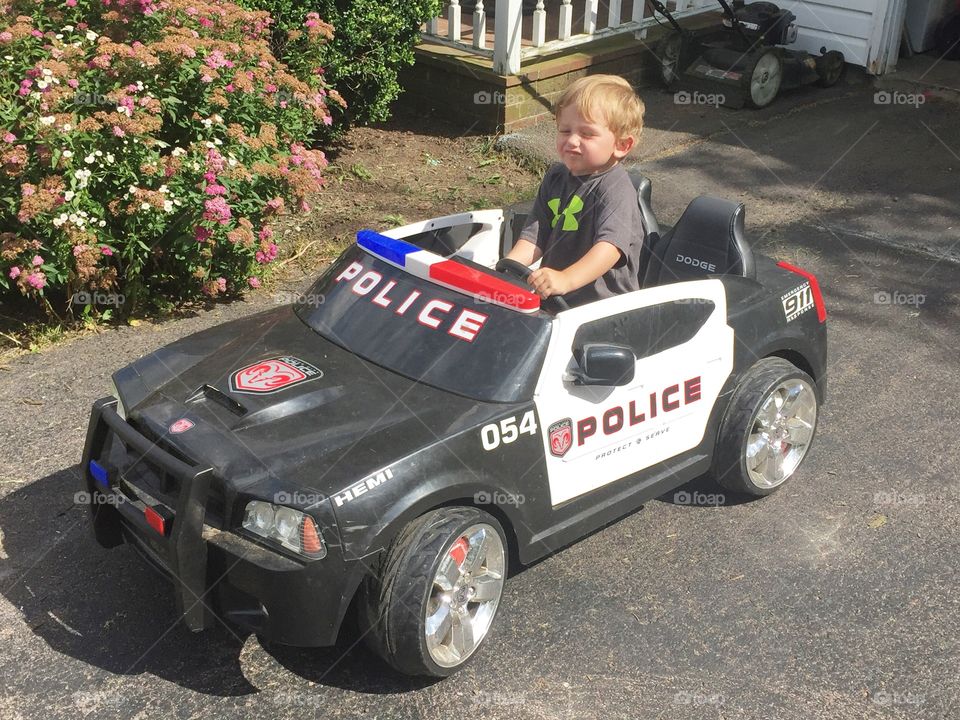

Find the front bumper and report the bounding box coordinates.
[80,397,355,646]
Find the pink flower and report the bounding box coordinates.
[265,197,283,212]
[21,184,35,196]
[0,31,12,43]
[204,183,226,196]
[100,246,113,256]
[203,197,231,224]
[199,17,213,28]
[112,126,125,137]
[31,30,43,38]
[32,255,43,267]
[67,78,79,89]
[194,226,213,242]
[66,0,77,6]
[322,115,333,126]
[247,276,261,289]
[258,226,273,241]
[203,171,217,182]
[216,277,226,292]
[264,83,277,93]
[200,74,213,84]
[299,200,311,213]
[224,83,235,93]
[8,266,21,280]
[72,244,88,257]
[26,272,46,290]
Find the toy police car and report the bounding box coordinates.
[81,176,826,677]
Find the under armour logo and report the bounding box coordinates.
[547,195,584,231]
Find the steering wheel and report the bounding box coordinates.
[494,258,570,312]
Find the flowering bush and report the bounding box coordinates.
[0,0,344,314]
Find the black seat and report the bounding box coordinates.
[642,195,755,287]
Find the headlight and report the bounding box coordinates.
[109,378,126,420]
[242,501,327,559]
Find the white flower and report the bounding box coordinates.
[62,25,74,32]
[136,81,144,90]
[128,185,138,194]
[55,33,63,40]
[163,200,174,212]
[3,56,13,61]
[62,150,73,158]
[40,116,56,126]
[213,138,222,146]
[62,124,72,132]
[105,153,114,163]
[201,118,213,128]
[53,213,68,227]
[37,80,49,90]
[116,106,130,116]
[68,213,78,223]
[86,31,98,41]
[95,150,103,157]
[98,219,106,227]
[75,168,91,180]
[84,154,95,164]
[212,114,222,123]
[228,157,237,167]
[171,147,186,157]
[42,68,53,77]
[141,202,151,211]
[204,141,215,149]
[158,184,169,194]
[64,190,75,201]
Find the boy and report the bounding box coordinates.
[505,74,646,306]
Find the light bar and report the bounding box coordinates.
[357,230,540,313]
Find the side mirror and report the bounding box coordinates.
[570,343,635,386]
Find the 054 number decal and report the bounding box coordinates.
[481,411,538,451]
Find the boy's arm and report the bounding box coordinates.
[504,238,543,266]
[529,241,621,298]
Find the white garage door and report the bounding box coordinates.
[786,0,908,73]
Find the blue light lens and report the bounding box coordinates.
[356,229,420,266]
[89,460,109,489]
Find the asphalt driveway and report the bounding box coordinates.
[1,75,958,719]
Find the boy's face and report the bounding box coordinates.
[555,104,635,176]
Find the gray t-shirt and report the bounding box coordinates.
[520,162,645,306]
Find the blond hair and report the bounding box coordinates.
[555,74,645,141]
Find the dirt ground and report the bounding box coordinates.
[0,109,540,357]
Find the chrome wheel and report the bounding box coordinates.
[745,378,817,489]
[425,523,505,668]
[749,51,782,108]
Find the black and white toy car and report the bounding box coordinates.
[81,177,827,677]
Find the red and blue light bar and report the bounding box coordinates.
[89,459,111,489]
[357,230,540,313]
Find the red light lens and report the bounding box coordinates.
[145,506,168,536]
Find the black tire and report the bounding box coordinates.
[711,358,818,496]
[815,50,845,87]
[743,49,783,108]
[358,507,508,677]
[657,32,684,91]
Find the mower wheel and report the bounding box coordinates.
[657,32,684,90]
[744,49,782,108]
[815,50,845,87]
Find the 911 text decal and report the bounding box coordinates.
[336,261,489,343]
[481,411,537,451]
[781,283,814,322]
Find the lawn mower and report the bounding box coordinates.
[647,0,845,108]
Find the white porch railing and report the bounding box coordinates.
[423,0,717,75]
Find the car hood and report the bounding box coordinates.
[112,306,509,500]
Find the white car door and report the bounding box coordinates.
[534,279,734,506]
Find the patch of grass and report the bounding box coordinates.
[382,213,407,227]
[349,162,373,182]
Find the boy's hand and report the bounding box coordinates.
[529,267,574,298]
